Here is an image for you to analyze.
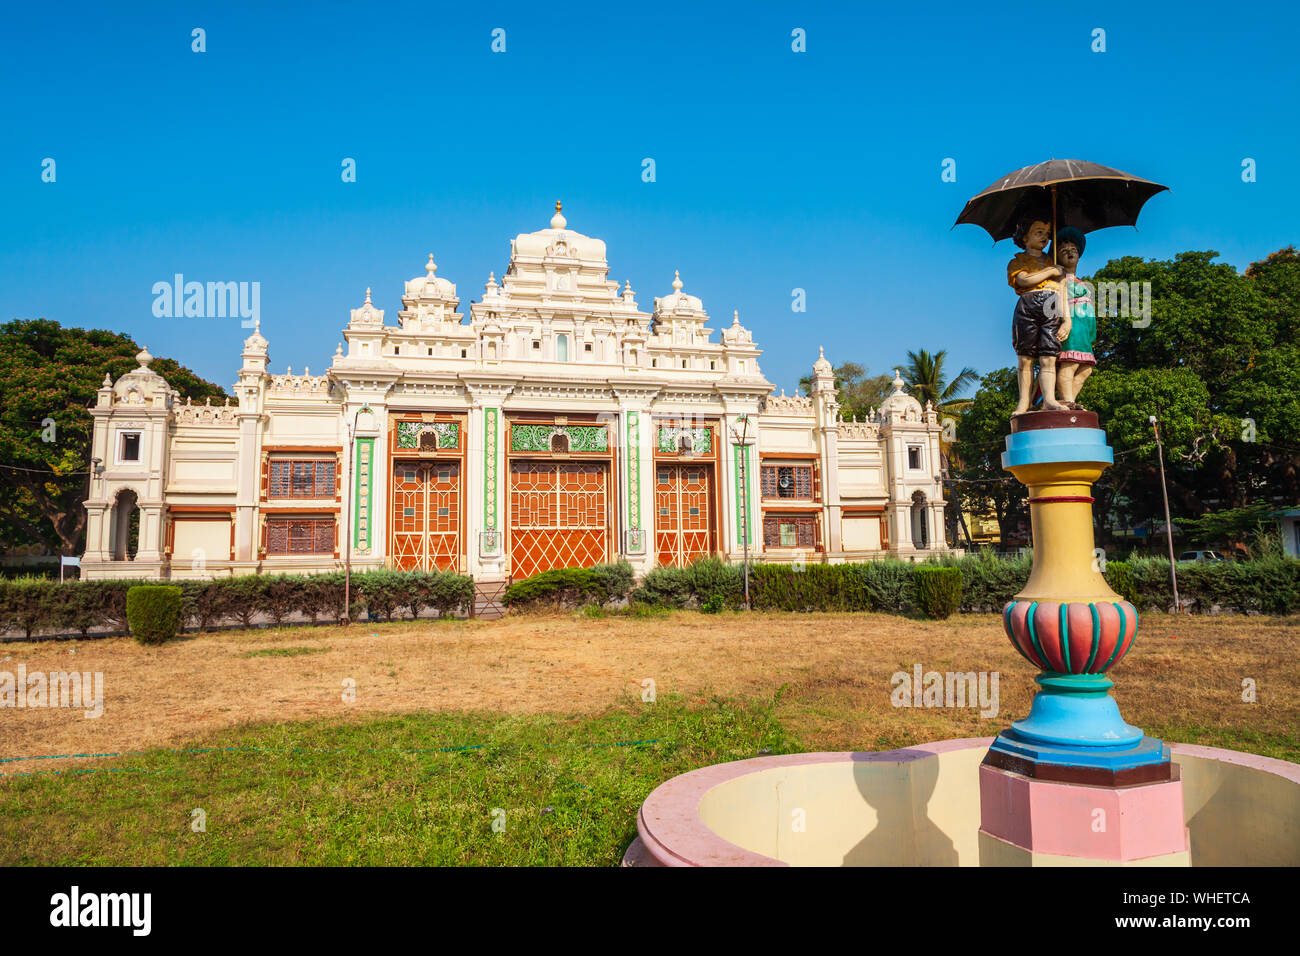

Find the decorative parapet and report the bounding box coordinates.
[267,370,334,398]
[837,419,881,440]
[763,392,814,416]
[175,396,238,426]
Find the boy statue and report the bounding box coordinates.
[1007,218,1067,414]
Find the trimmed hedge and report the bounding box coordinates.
[125,585,183,645]
[504,567,606,609]
[914,567,962,619]
[1103,561,1140,606]
[629,558,743,610]
[0,569,474,638]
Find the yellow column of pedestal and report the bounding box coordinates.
[1007,460,1121,605]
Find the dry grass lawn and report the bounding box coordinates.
[3,610,1298,775]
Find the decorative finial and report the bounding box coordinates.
[732,309,740,325]
[426,254,436,277]
[102,373,113,387]
[336,342,343,356]
[550,201,567,230]
[485,271,498,294]
[672,270,683,292]
[135,346,152,369]
[364,286,372,305]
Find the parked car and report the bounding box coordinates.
[1177,550,1225,563]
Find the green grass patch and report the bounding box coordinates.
[1144,722,1300,763]
[0,694,798,866]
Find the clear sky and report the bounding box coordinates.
[3,0,1296,396]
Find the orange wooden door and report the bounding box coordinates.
[654,464,713,568]
[509,461,608,579]
[391,461,461,571]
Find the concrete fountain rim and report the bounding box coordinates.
[632,737,1300,867]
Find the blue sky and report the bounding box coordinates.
[2,0,1297,396]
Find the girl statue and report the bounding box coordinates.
[1007,218,1067,414]
[1050,226,1096,409]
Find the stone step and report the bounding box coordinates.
[471,580,509,620]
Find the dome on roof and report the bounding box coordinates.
[242,320,268,351]
[509,203,608,263]
[405,253,456,298]
[813,346,832,375]
[653,270,705,315]
[879,368,923,419]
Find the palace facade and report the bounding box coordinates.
[80,205,957,582]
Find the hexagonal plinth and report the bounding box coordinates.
[979,762,1189,865]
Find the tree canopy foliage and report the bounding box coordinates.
[957,247,1300,548]
[797,361,893,420]
[0,319,228,555]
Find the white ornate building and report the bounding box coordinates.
[80,205,956,581]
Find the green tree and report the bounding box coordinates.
[901,349,979,547]
[902,349,979,416]
[952,368,1027,546]
[1086,247,1300,530]
[1084,367,1234,540]
[796,361,893,420]
[0,319,227,555]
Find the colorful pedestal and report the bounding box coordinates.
[981,411,1188,865]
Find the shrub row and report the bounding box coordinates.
[0,570,475,638]
[5,554,1297,637]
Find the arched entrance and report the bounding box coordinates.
[111,489,140,561]
[911,490,929,550]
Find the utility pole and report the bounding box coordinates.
[1149,415,1181,613]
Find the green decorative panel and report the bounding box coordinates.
[510,423,609,453]
[353,437,374,552]
[657,425,712,454]
[626,411,641,529]
[396,420,460,449]
[733,443,755,548]
[483,408,499,531]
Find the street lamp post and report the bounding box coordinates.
[342,404,372,625]
[1149,414,1181,613]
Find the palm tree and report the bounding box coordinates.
[902,349,979,416]
[902,349,979,549]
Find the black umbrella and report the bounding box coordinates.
[953,159,1168,258]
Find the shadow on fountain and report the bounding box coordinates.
[844,749,959,866]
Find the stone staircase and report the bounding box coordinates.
[471,579,509,620]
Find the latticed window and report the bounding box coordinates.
[269,459,336,498]
[266,517,335,554]
[763,514,817,549]
[760,464,813,500]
